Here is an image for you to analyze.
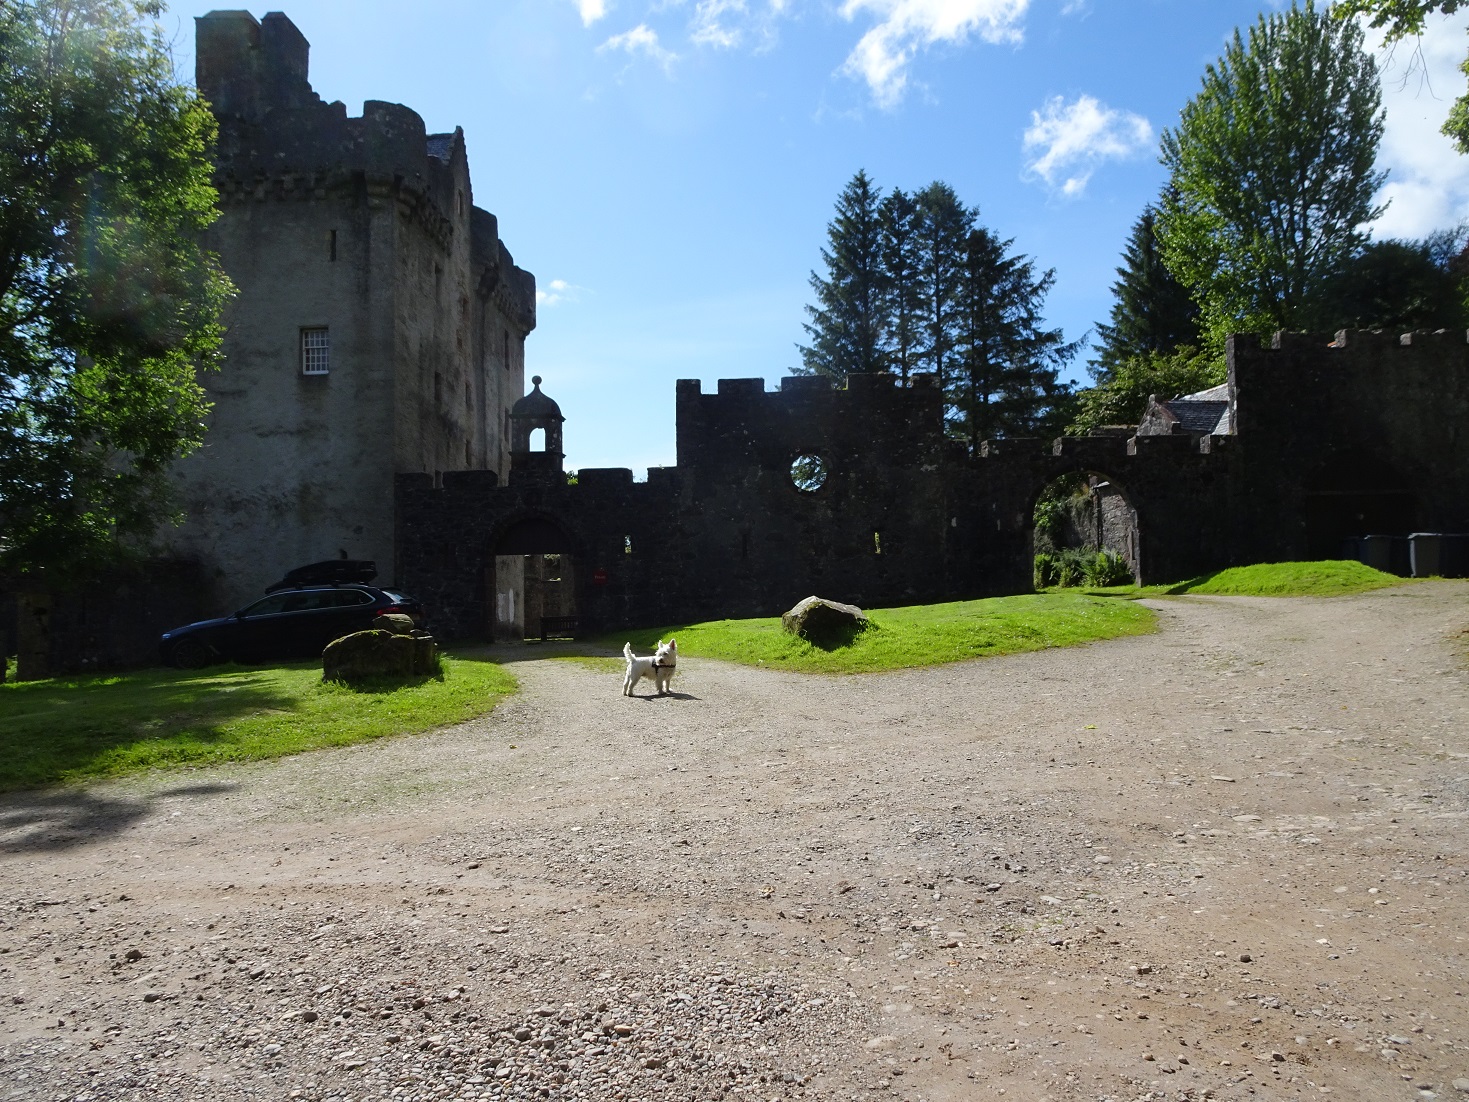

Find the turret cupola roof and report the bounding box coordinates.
[510,376,564,421]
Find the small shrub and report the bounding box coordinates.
[1082,549,1133,587]
[1033,552,1057,589]
[1055,553,1081,588]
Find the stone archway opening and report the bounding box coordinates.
[492,517,578,641]
[1030,470,1139,589]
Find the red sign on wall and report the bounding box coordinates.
[592,567,609,586]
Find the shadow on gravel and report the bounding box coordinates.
[446,644,610,666]
[631,691,700,702]
[0,781,238,854]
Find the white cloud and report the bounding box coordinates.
[838,0,1030,108]
[536,279,585,308]
[1022,93,1153,197]
[1365,11,1469,238]
[597,24,678,71]
[573,0,609,27]
[691,0,747,48]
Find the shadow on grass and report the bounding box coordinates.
[324,671,447,693]
[0,668,304,794]
[0,781,238,854]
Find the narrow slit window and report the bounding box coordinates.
[502,329,510,369]
[624,535,633,556]
[328,229,337,262]
[873,530,883,555]
[300,327,330,375]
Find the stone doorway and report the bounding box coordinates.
[491,517,577,641]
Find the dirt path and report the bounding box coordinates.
[3,583,1468,1102]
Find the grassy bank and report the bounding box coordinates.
[0,656,516,792]
[605,592,1156,675]
[1064,560,1409,600]
[1164,560,1407,597]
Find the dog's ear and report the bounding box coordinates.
[668,637,676,646]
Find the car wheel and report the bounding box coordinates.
[168,638,214,670]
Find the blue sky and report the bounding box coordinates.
[167,1,1469,474]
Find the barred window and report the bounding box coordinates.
[300,327,330,375]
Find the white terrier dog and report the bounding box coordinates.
[623,638,677,697]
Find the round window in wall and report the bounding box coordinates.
[790,453,828,494]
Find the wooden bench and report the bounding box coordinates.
[540,616,580,642]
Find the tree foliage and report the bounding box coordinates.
[1159,1,1385,348]
[1090,203,1200,382]
[1328,229,1469,330]
[952,228,1077,447]
[799,170,885,382]
[1068,346,1225,437]
[877,188,923,383]
[1332,1,1469,150]
[0,0,231,582]
[799,173,1074,442]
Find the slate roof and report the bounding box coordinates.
[1158,398,1231,435]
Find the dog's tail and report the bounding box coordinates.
[623,641,633,661]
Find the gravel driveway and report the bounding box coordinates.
[2,582,1468,1102]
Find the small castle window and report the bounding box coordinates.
[300,327,330,375]
[529,427,546,451]
[873,530,883,555]
[790,454,827,493]
[502,329,511,370]
[328,229,337,262]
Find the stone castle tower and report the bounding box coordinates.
[169,10,537,600]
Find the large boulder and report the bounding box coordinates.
[323,629,437,681]
[781,596,871,648]
[373,613,416,635]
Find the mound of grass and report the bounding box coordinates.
[604,592,1155,675]
[1163,560,1406,597]
[0,655,516,792]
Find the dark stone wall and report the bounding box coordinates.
[398,329,1469,642]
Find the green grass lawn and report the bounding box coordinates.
[602,592,1156,675]
[0,656,516,792]
[1160,560,1407,597]
[1063,560,1408,600]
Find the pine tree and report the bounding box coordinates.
[951,227,1077,448]
[797,170,886,382]
[1091,203,1200,382]
[878,188,923,383]
[913,182,974,390]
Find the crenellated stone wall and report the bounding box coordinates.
[397,330,1469,642]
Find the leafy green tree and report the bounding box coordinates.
[1091,202,1200,381]
[878,188,923,383]
[1068,346,1224,436]
[913,181,974,389]
[1328,230,1469,330]
[1333,0,1469,151]
[798,170,886,382]
[0,0,231,581]
[951,228,1076,447]
[1159,1,1385,347]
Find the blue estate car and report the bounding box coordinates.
[159,584,425,668]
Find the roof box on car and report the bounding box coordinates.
[264,559,378,593]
